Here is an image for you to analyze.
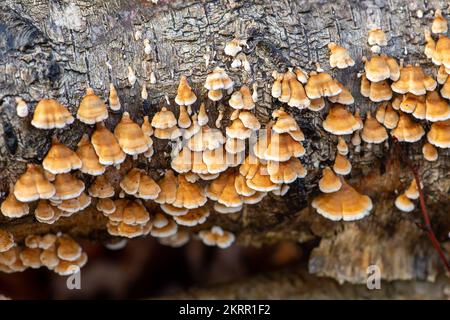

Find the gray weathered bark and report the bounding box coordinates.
[0,0,449,288]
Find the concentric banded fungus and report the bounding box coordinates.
[88,175,115,198]
[151,214,178,238]
[312,178,373,221]
[174,207,210,227]
[267,158,306,184]
[328,83,354,105]
[432,35,450,71]
[391,65,437,95]
[214,202,242,214]
[109,83,121,111]
[43,137,81,174]
[31,99,74,129]
[76,88,108,124]
[198,226,235,249]
[400,94,426,114]
[364,55,400,82]
[152,107,181,140]
[368,29,387,46]
[91,122,126,166]
[155,170,177,205]
[391,113,425,143]
[14,164,55,202]
[304,71,342,99]
[207,171,243,208]
[1,186,29,218]
[328,42,354,69]
[52,173,85,201]
[319,167,342,193]
[432,9,448,34]
[229,85,255,110]
[57,192,91,213]
[425,91,450,121]
[322,104,360,135]
[361,112,388,144]
[188,126,225,151]
[141,116,154,136]
[422,142,439,161]
[360,76,392,102]
[263,132,305,162]
[175,75,197,106]
[114,112,150,156]
[204,67,233,101]
[172,175,207,209]
[0,230,14,253]
[272,108,305,141]
[333,152,352,175]
[427,120,450,148]
[76,134,106,176]
[97,198,116,215]
[394,194,415,212]
[34,200,59,224]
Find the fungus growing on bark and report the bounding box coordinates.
[368,29,387,46]
[361,112,388,144]
[152,107,181,140]
[108,83,121,111]
[360,76,393,102]
[432,9,448,34]
[76,134,106,176]
[425,91,450,121]
[364,55,400,82]
[91,122,126,166]
[14,164,55,202]
[198,226,235,249]
[305,70,342,99]
[31,99,74,129]
[318,167,342,193]
[395,194,415,212]
[114,112,150,157]
[76,88,108,125]
[88,175,115,198]
[52,173,85,201]
[391,113,425,142]
[431,35,450,71]
[172,174,207,209]
[204,67,233,101]
[424,29,436,59]
[178,105,192,129]
[333,152,352,175]
[57,192,91,213]
[97,198,116,215]
[427,119,450,148]
[229,85,255,110]
[175,75,197,106]
[328,42,354,69]
[15,97,28,118]
[158,230,190,248]
[207,171,243,208]
[224,39,244,57]
[391,65,437,95]
[0,230,14,253]
[337,137,348,155]
[312,178,373,221]
[273,69,311,109]
[43,137,81,174]
[174,207,210,227]
[322,104,360,135]
[1,186,29,218]
[404,179,419,200]
[267,157,306,184]
[34,200,59,224]
[328,83,354,105]
[422,142,439,161]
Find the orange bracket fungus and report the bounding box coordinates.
[76,88,109,124]
[328,42,355,69]
[31,99,74,129]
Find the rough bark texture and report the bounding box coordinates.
[0,0,449,289]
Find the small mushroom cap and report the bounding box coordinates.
[174,207,210,227]
[154,126,182,140]
[97,198,116,215]
[337,137,348,155]
[400,93,426,114]
[54,252,87,276]
[432,9,448,34]
[189,126,225,151]
[368,29,387,46]
[108,83,121,111]
[246,168,280,192]
[178,105,192,129]
[19,247,42,268]
[175,75,197,106]
[57,192,91,213]
[151,218,178,238]
[366,80,393,102]
[91,123,126,166]
[0,229,14,253]
[305,72,342,99]
[151,107,178,129]
[239,111,260,130]
[43,137,82,174]
[382,103,400,129]
[328,83,354,105]
[391,65,437,95]
[88,175,115,198]
[208,89,223,101]
[76,134,106,176]
[312,179,373,221]
[161,203,189,216]
[114,112,149,155]
[120,168,141,195]
[158,230,190,248]
[284,73,311,108]
[172,175,207,209]
[34,200,57,223]
[203,148,229,174]
[225,138,246,154]
[322,104,360,135]
[391,113,425,143]
[234,173,256,197]
[224,38,243,57]
[204,67,234,91]
[267,158,306,184]
[422,142,439,161]
[361,112,388,144]
[307,97,326,111]
[0,246,19,266]
[52,173,85,201]
[319,167,342,193]
[405,179,419,200]
[137,174,161,200]
[206,171,243,208]
[141,116,154,136]
[226,118,252,139]
[31,99,74,129]
[264,132,305,162]
[40,246,59,269]
[364,55,399,82]
[198,226,235,249]
[1,186,30,218]
[14,164,56,202]
[328,42,355,69]
[395,194,415,212]
[57,235,82,262]
[425,91,450,122]
[155,170,178,205]
[271,74,283,99]
[76,88,109,124]
[333,152,352,175]
[122,200,150,225]
[272,109,305,141]
[424,29,436,59]
[197,103,209,126]
[432,36,450,69]
[427,120,450,148]
[214,202,242,214]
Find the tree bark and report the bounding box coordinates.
[0,0,449,287]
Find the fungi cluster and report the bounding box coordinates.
[2,9,450,277]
